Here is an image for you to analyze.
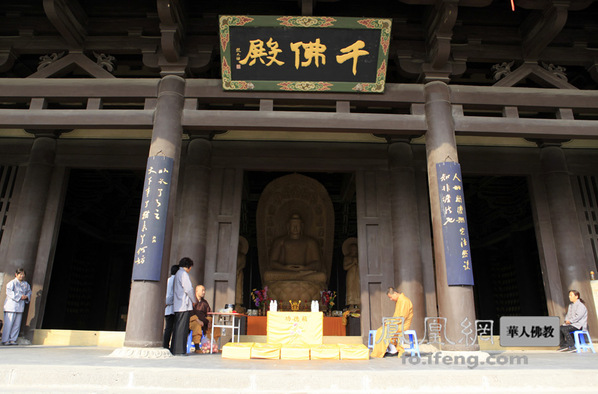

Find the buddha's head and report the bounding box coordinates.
[287,213,304,239]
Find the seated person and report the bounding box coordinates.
[370,287,413,358]
[558,289,588,352]
[263,213,326,286]
[189,285,219,352]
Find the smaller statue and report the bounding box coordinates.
[235,236,248,309]
[343,237,360,309]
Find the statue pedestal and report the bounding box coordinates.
[266,280,322,304]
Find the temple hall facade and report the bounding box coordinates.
[0,0,597,350]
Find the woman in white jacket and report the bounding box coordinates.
[2,268,32,345]
[163,265,180,349]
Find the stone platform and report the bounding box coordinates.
[0,345,597,393]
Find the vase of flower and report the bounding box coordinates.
[252,286,269,316]
[320,289,336,317]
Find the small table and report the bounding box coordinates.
[208,312,243,354]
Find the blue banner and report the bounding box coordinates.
[131,156,174,281]
[436,162,474,286]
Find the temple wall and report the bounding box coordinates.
[1,129,598,341]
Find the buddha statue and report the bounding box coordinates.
[256,173,334,303]
[263,214,327,287]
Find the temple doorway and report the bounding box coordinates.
[239,171,357,311]
[42,168,144,331]
[465,176,548,333]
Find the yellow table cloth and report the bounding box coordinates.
[339,343,369,360]
[280,344,311,360]
[250,343,281,359]
[221,342,254,359]
[267,312,323,345]
[310,344,340,360]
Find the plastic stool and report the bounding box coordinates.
[367,330,377,349]
[573,330,596,353]
[186,332,195,353]
[402,329,421,358]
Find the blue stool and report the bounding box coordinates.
[573,330,596,353]
[186,332,195,353]
[367,330,377,349]
[402,329,421,358]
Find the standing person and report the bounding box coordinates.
[163,265,179,349]
[370,287,413,358]
[171,257,197,355]
[558,290,588,352]
[2,268,32,345]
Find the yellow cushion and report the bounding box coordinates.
[280,344,311,360]
[339,344,369,360]
[221,342,253,359]
[250,343,281,359]
[310,344,340,360]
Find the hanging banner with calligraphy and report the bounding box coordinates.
[219,15,391,93]
[132,155,174,281]
[436,162,475,286]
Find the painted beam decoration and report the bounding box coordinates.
[132,155,174,281]
[219,15,391,93]
[436,162,475,286]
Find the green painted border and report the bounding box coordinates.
[219,15,392,93]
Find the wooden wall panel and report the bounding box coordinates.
[203,168,243,311]
[356,170,394,340]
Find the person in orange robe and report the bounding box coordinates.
[370,287,413,358]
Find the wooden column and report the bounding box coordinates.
[175,136,212,288]
[540,144,598,338]
[424,81,478,350]
[123,75,185,350]
[0,133,57,337]
[388,139,425,336]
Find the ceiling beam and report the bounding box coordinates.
[521,1,569,60]
[425,0,459,69]
[43,0,87,49]
[182,110,427,134]
[157,0,186,63]
[27,53,116,79]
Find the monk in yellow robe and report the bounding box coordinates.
[370,287,413,358]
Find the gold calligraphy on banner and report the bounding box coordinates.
[131,156,174,281]
[436,162,474,286]
[237,38,369,75]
